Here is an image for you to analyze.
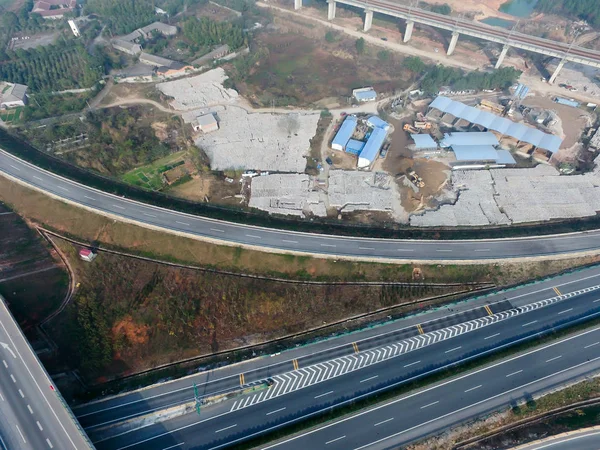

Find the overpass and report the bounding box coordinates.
[0,294,92,449]
[292,0,600,83]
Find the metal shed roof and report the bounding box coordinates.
[353,88,377,101]
[346,139,365,155]
[359,127,387,164]
[411,134,437,149]
[441,132,499,147]
[495,149,517,165]
[452,145,498,162]
[554,97,580,108]
[332,116,357,149]
[367,116,390,130]
[429,96,562,153]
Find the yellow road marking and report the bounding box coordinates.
[293,359,299,370]
[484,305,493,316]
[417,324,424,335]
[352,342,359,353]
[553,287,562,296]
[239,373,245,386]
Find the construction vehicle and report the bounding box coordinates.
[403,124,420,133]
[479,99,505,115]
[408,170,425,188]
[414,121,432,130]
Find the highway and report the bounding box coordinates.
[3,150,600,261]
[515,428,600,450]
[75,265,600,432]
[0,295,92,449]
[89,276,600,450]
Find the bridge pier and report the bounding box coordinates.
[327,0,336,20]
[294,0,302,10]
[495,44,509,69]
[447,31,459,56]
[404,20,414,43]
[549,60,565,84]
[364,9,373,32]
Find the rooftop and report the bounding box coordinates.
[197,113,217,126]
[346,138,365,155]
[441,131,500,147]
[411,134,437,149]
[332,116,358,149]
[452,145,499,162]
[359,127,387,165]
[353,87,377,101]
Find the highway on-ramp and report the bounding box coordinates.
[2,150,600,261]
[0,295,92,449]
[513,428,600,450]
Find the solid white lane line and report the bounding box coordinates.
[10,374,15,383]
[315,391,334,399]
[594,299,600,303]
[176,221,190,226]
[2,360,6,368]
[584,342,599,348]
[506,370,523,377]
[359,247,374,250]
[9,165,20,171]
[558,308,573,315]
[215,424,237,433]
[484,333,500,340]
[420,401,439,409]
[160,444,184,450]
[546,355,562,363]
[46,438,54,448]
[111,204,125,210]
[34,176,43,181]
[374,418,394,427]
[18,389,24,398]
[403,361,420,368]
[27,404,33,414]
[360,375,378,383]
[36,421,43,431]
[84,195,96,200]
[436,250,452,252]
[474,249,490,252]
[282,240,298,244]
[522,320,537,327]
[246,235,261,239]
[325,436,346,445]
[15,425,25,443]
[445,346,462,354]
[210,228,225,233]
[464,385,482,393]
[266,407,286,416]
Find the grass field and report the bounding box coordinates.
[121,151,187,190]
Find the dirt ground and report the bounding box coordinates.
[186,1,240,22]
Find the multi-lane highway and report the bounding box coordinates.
[79,267,600,450]
[516,428,600,450]
[0,295,92,449]
[3,150,600,261]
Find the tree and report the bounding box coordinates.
[325,31,336,43]
[355,37,365,54]
[404,56,425,73]
[377,50,390,61]
[431,4,451,15]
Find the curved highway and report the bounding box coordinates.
[3,149,600,261]
[514,428,600,450]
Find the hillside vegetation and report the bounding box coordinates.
[536,0,600,29]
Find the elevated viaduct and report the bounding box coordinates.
[292,0,600,83]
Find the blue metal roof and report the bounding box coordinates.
[367,116,390,130]
[495,149,517,165]
[332,116,357,150]
[452,145,498,162]
[354,89,377,101]
[346,139,365,155]
[441,132,499,147]
[411,134,437,149]
[554,97,580,108]
[359,127,387,165]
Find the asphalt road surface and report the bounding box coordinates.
[515,428,600,450]
[3,150,600,261]
[93,283,600,449]
[0,296,92,450]
[76,265,600,433]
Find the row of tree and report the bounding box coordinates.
[182,16,247,50]
[535,0,600,29]
[83,0,156,35]
[0,44,103,91]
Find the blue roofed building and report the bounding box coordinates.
[332,116,358,151]
[553,97,580,108]
[440,132,500,147]
[411,134,437,150]
[451,145,499,163]
[358,127,387,168]
[367,116,390,131]
[495,149,517,165]
[346,139,366,155]
[352,87,377,102]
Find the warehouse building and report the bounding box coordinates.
[332,116,358,151]
[367,115,390,131]
[358,127,387,168]
[346,139,366,155]
[440,131,499,148]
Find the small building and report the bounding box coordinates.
[79,248,97,262]
[139,52,177,68]
[451,145,499,164]
[331,116,358,151]
[191,45,231,67]
[112,39,142,55]
[366,116,390,131]
[345,139,365,155]
[193,113,218,133]
[68,20,80,37]
[352,87,377,103]
[553,97,580,108]
[32,0,76,19]
[410,134,437,151]
[0,83,28,108]
[139,22,178,38]
[358,127,387,168]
